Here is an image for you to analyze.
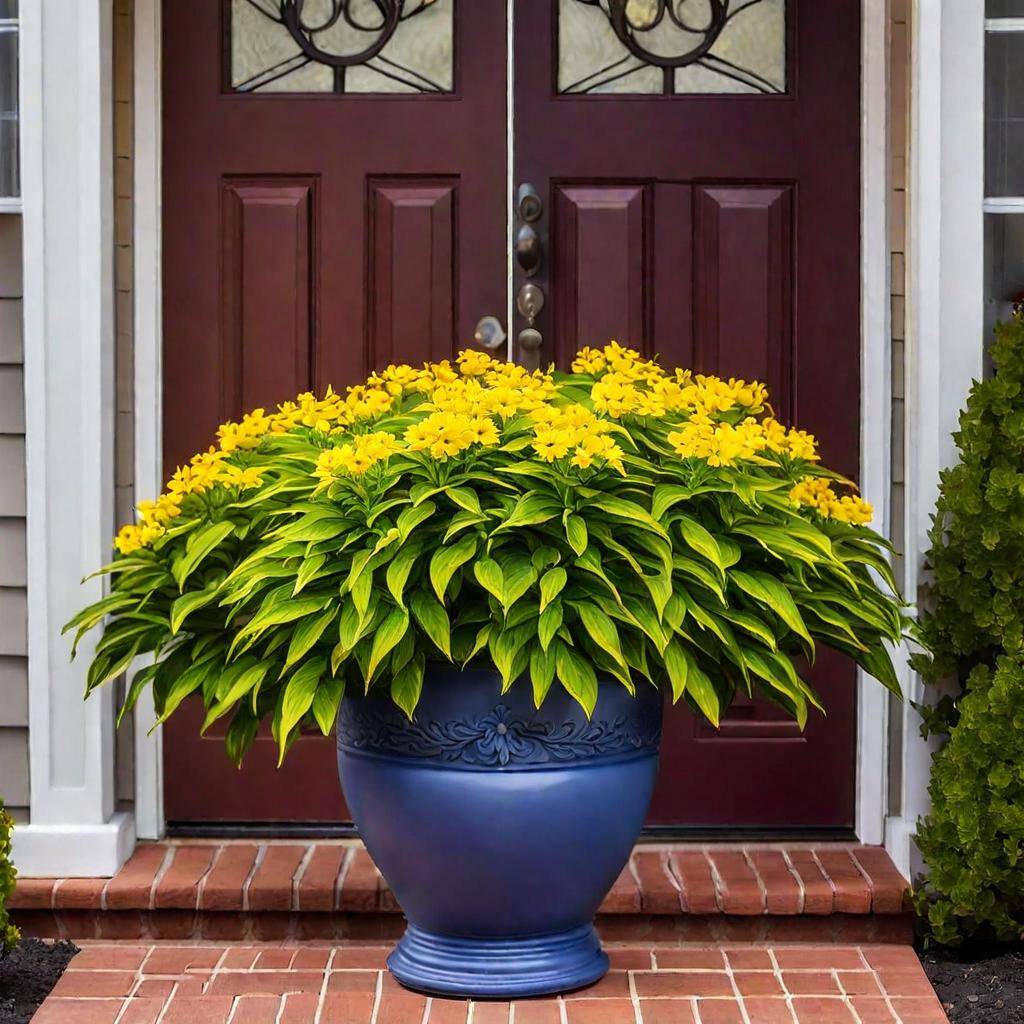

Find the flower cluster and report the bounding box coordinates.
[789,476,873,525]
[111,340,876,554]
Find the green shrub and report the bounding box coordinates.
[913,314,1024,717]
[0,799,19,954]
[914,314,1024,942]
[916,656,1024,944]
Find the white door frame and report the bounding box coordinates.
[130,0,899,846]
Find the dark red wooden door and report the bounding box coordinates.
[161,1,507,826]
[162,1,862,831]
[514,0,861,829]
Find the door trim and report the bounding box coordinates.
[133,0,894,843]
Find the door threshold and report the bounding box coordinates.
[166,821,858,843]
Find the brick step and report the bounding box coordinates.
[11,842,913,945]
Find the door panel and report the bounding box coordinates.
[221,178,316,412]
[368,180,458,366]
[514,0,860,829]
[694,185,794,422]
[161,1,506,826]
[552,185,648,366]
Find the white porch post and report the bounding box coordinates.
[886,0,986,878]
[14,0,135,876]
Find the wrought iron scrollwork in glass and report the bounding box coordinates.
[230,0,454,94]
[558,0,786,96]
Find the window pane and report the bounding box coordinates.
[0,2,16,18]
[558,0,786,96]
[987,1,1024,16]
[986,31,1024,196]
[0,28,16,198]
[230,0,454,95]
[985,215,1024,344]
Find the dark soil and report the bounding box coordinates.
[921,944,1024,1023]
[0,939,78,1024]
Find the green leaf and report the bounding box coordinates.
[366,606,411,680]
[663,638,689,702]
[731,570,813,650]
[172,520,236,590]
[538,600,563,651]
[591,494,667,537]
[397,501,436,542]
[499,554,537,611]
[539,567,567,612]
[410,591,452,659]
[575,601,628,670]
[474,557,505,602]
[285,608,336,669]
[293,553,328,595]
[385,538,424,608]
[391,654,425,718]
[555,642,598,715]
[202,659,272,732]
[651,483,692,522]
[170,585,219,635]
[225,706,259,768]
[278,657,327,764]
[429,533,477,602]
[311,675,345,736]
[565,514,588,556]
[446,487,481,514]
[530,644,556,707]
[674,515,725,572]
[495,493,561,532]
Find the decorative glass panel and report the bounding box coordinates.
[558,0,786,96]
[985,30,1024,196]
[230,0,454,94]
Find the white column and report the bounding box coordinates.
[14,0,135,876]
[887,0,986,877]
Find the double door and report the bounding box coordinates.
[162,0,862,831]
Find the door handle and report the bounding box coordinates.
[516,224,541,276]
[473,315,507,351]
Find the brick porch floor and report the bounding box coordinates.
[32,942,948,1023]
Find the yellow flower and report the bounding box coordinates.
[571,346,607,375]
[113,524,144,555]
[789,476,872,524]
[467,416,500,446]
[457,349,496,377]
[532,429,573,462]
[220,465,264,490]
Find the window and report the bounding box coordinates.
[0,0,16,200]
[985,5,1024,337]
[229,0,454,95]
[557,0,786,96]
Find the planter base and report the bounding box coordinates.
[387,922,609,999]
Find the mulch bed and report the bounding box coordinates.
[0,939,78,1024]
[921,944,1024,1023]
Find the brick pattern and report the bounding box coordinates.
[31,942,948,1024]
[12,843,910,921]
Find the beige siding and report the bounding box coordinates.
[0,215,27,819]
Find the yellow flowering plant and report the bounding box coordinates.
[66,343,905,765]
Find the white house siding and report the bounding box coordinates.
[0,214,28,822]
[887,0,910,821]
[113,0,135,812]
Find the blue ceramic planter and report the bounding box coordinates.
[336,666,662,999]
